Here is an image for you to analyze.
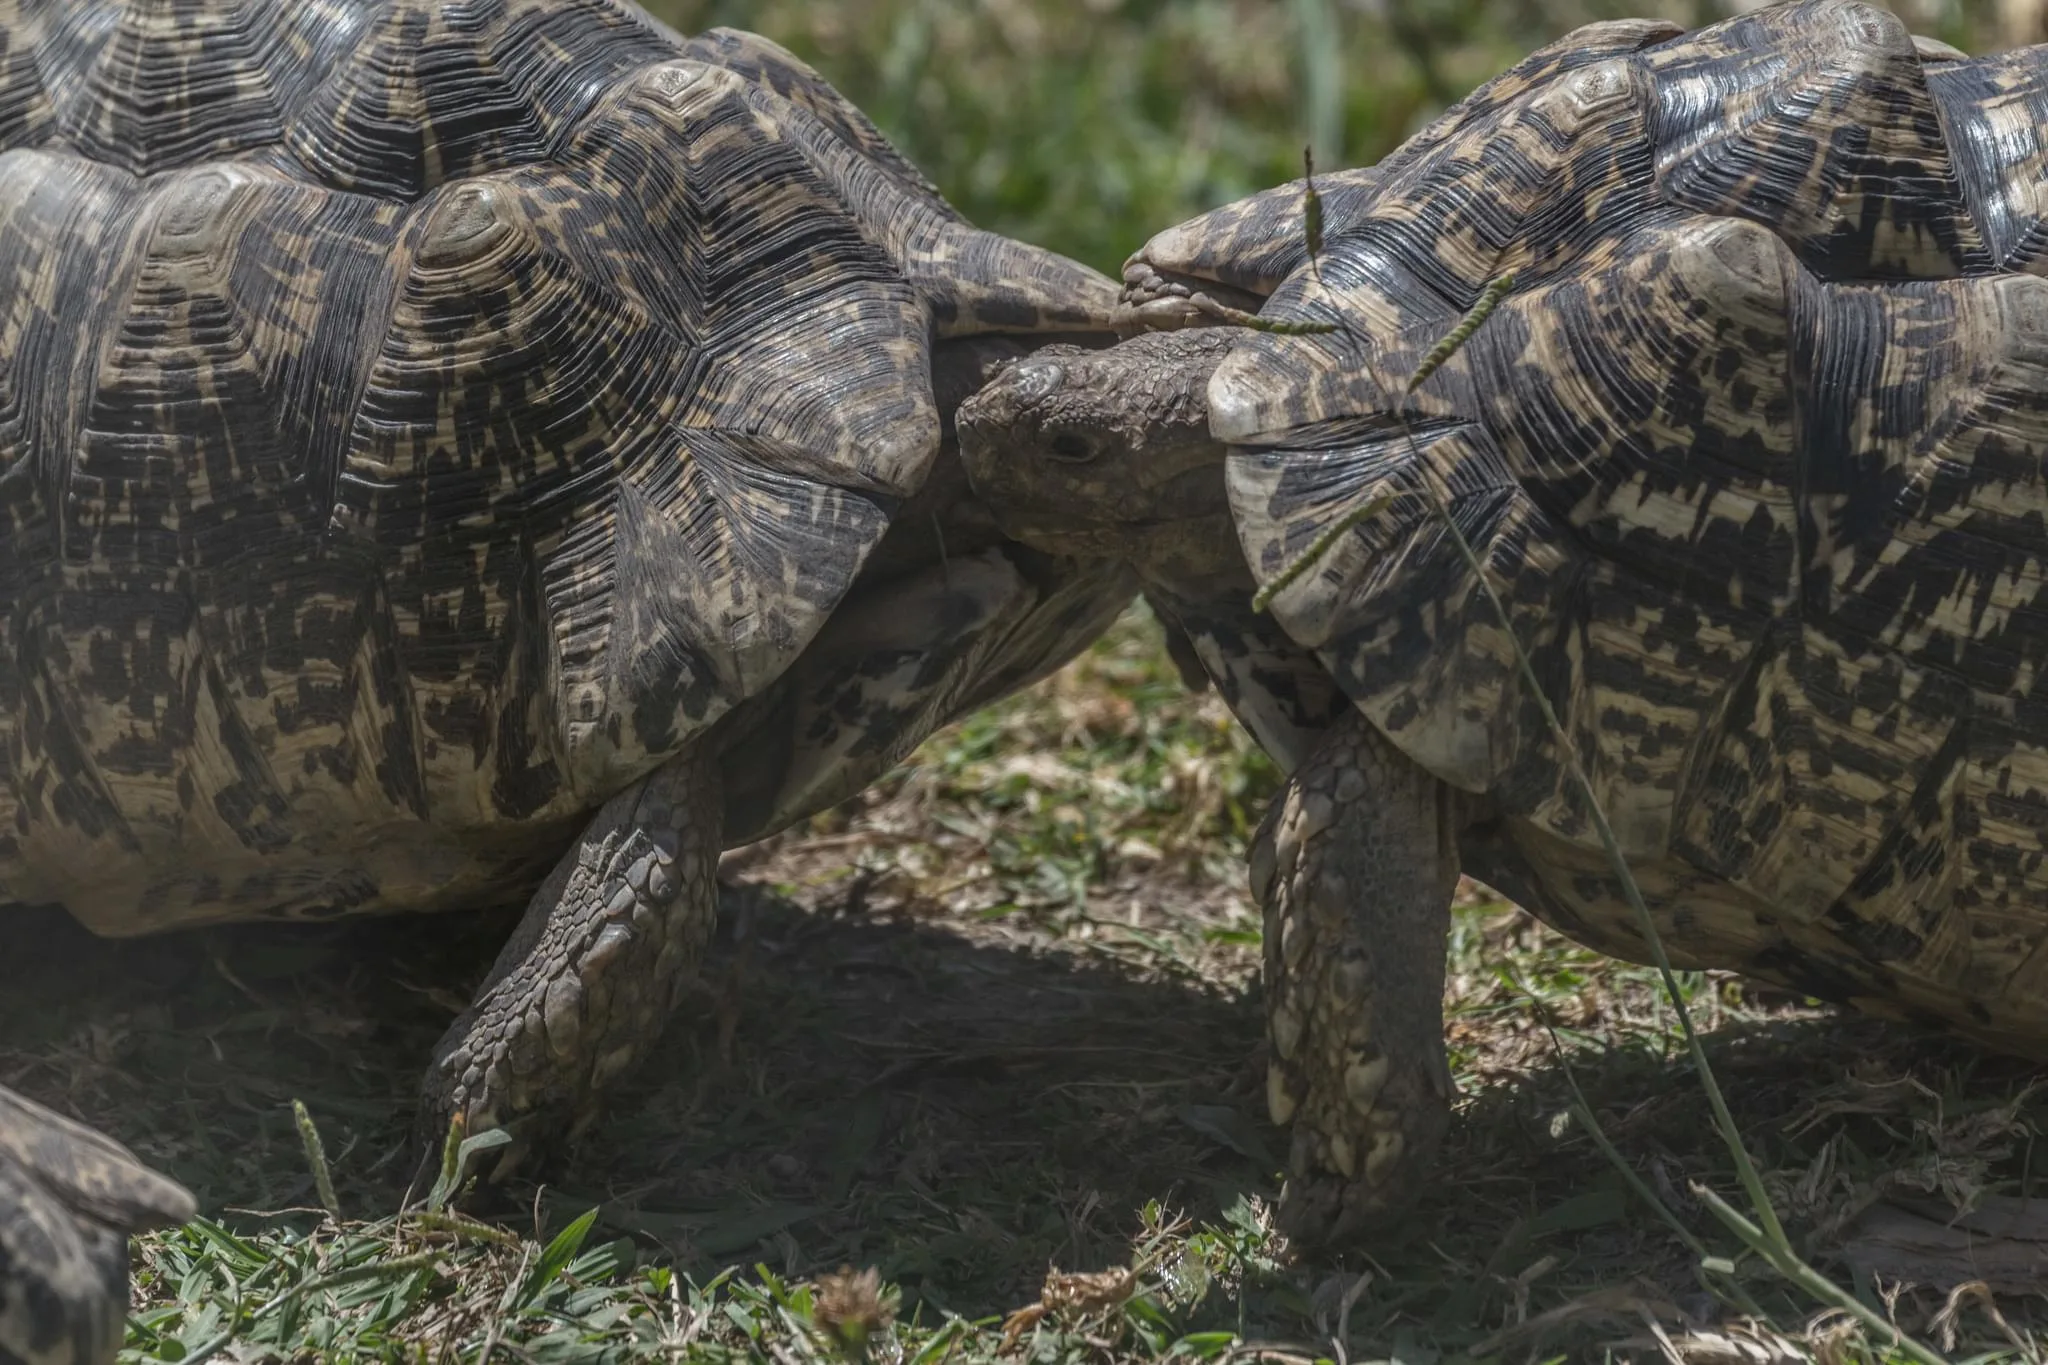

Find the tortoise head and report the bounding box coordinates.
[957,162,1385,588]
[956,328,1246,582]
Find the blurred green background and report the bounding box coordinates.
[650,0,2044,277]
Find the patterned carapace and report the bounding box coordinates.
[0,0,1123,934]
[1160,0,2048,1050]
[0,4,1135,1353]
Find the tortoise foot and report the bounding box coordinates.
[420,749,722,1179]
[1273,1068,1447,1248]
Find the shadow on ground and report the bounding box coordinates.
[1,885,2031,1335]
[0,886,1271,1320]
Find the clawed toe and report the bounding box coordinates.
[1277,1120,1436,1248]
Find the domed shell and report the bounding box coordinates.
[0,0,1117,927]
[1218,0,2048,1047]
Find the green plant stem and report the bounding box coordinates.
[1529,1008,1706,1258]
[1404,273,1516,396]
[1251,495,1391,613]
[1373,279,1784,1242]
[408,1210,523,1248]
[1427,487,1786,1246]
[1191,291,1338,335]
[1692,1183,1948,1365]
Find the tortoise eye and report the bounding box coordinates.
[1047,432,1098,463]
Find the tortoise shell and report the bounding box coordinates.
[0,0,1119,931]
[1156,0,2048,1049]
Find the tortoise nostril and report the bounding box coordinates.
[1047,432,1095,462]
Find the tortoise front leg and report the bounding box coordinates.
[1255,707,1458,1246]
[422,747,720,1167]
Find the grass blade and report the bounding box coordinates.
[513,1206,600,1311]
[426,1117,512,1215]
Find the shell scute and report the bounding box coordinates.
[281,0,668,199]
[0,0,52,149]
[331,59,937,804]
[39,165,430,924]
[55,0,290,173]
[1928,51,2048,272]
[679,27,952,214]
[1647,0,1986,278]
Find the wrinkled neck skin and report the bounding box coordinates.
[956,327,1247,601]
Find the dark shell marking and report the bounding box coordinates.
[0,0,1123,933]
[1179,0,2048,1054]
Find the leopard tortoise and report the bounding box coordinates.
[0,0,1137,1354]
[960,0,2048,1245]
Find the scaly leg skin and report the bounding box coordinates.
[422,746,720,1171]
[1253,707,1459,1247]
